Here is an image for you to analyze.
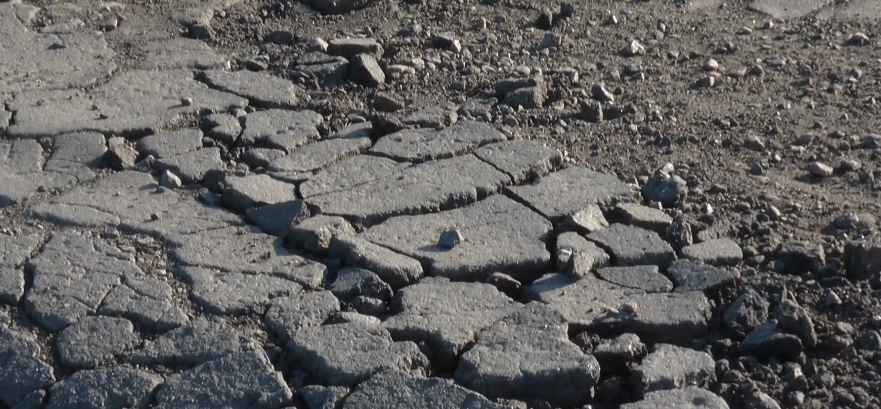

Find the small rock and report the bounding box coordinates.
[743,135,766,152]
[485,272,521,299]
[621,39,646,57]
[777,241,825,275]
[703,59,719,71]
[774,299,817,348]
[438,229,464,249]
[307,37,329,52]
[540,32,563,49]
[807,162,834,178]
[350,53,385,87]
[105,137,138,170]
[590,83,614,102]
[823,291,841,308]
[848,32,870,45]
[160,170,182,189]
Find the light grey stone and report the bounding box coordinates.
[268,122,372,174]
[473,139,563,183]
[178,267,303,315]
[681,238,743,266]
[505,166,634,222]
[632,344,715,397]
[286,322,429,386]
[621,387,730,409]
[384,280,516,366]
[350,53,385,87]
[205,113,242,145]
[556,231,610,275]
[154,147,224,184]
[559,204,610,234]
[587,223,677,269]
[615,203,673,235]
[526,274,711,345]
[201,69,300,109]
[288,215,357,256]
[46,366,161,409]
[0,325,55,407]
[240,109,323,152]
[97,277,189,332]
[129,319,255,367]
[668,259,739,292]
[455,303,600,407]
[362,195,551,282]
[596,265,673,293]
[222,174,297,211]
[594,333,646,374]
[300,155,410,198]
[402,106,458,128]
[341,370,506,409]
[136,129,203,159]
[327,37,384,60]
[155,351,292,409]
[246,200,311,237]
[328,236,424,290]
[7,70,247,139]
[372,121,505,163]
[748,0,831,19]
[56,316,139,370]
[242,148,288,169]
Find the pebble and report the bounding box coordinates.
[438,229,464,248]
[160,170,182,189]
[824,291,842,308]
[621,39,645,57]
[703,59,719,71]
[807,162,834,178]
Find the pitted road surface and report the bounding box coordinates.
[1,0,881,408]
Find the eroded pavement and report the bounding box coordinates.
[0,0,879,408]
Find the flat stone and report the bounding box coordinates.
[632,344,716,397]
[384,280,516,366]
[681,238,743,266]
[350,53,385,87]
[0,1,115,97]
[331,268,393,302]
[308,154,512,227]
[155,351,292,409]
[268,122,372,173]
[0,234,42,304]
[7,70,247,139]
[154,147,224,184]
[668,259,739,292]
[526,274,711,345]
[265,292,341,338]
[473,139,563,183]
[299,155,410,199]
[240,109,323,152]
[242,148,287,169]
[300,385,349,409]
[24,232,187,332]
[455,303,601,407]
[506,166,634,222]
[328,237,424,289]
[46,366,161,409]
[402,107,458,128]
[56,317,139,370]
[136,129,203,158]
[362,195,551,282]
[133,37,226,70]
[175,269,301,315]
[740,322,804,361]
[222,174,297,211]
[286,322,429,386]
[615,203,673,235]
[0,325,55,407]
[129,319,255,367]
[777,241,825,274]
[621,387,730,409]
[555,231,610,274]
[288,215,357,256]
[341,370,506,409]
[372,121,506,163]
[201,69,300,109]
[587,224,677,269]
[246,200,311,237]
[596,265,673,293]
[204,113,242,145]
[327,38,384,60]
[559,204,610,234]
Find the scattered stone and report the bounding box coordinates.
[559,232,610,276]
[288,215,357,256]
[159,169,182,189]
[222,174,296,212]
[154,147,224,184]
[46,366,161,409]
[740,322,804,361]
[667,259,738,292]
[808,162,834,178]
[774,299,817,348]
[723,288,770,338]
[681,238,743,266]
[352,296,387,317]
[56,317,139,370]
[641,172,688,207]
[331,268,393,302]
[596,265,673,293]
[327,38,384,60]
[373,93,405,112]
[844,237,881,280]
[632,344,715,397]
[437,228,464,248]
[559,204,609,234]
[204,113,243,145]
[744,391,782,409]
[777,241,825,274]
[621,39,646,56]
[485,272,522,298]
[615,203,672,235]
[350,53,385,87]
[105,137,138,170]
[593,333,646,375]
[587,223,676,269]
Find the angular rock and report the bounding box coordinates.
[621,387,730,409]
[632,344,715,397]
[681,238,743,266]
[844,237,881,281]
[204,113,242,145]
[328,236,423,289]
[587,223,676,269]
[178,267,303,315]
[0,325,55,407]
[362,195,551,282]
[352,296,387,316]
[774,300,817,348]
[129,319,255,367]
[503,86,546,109]
[327,38,384,60]
[97,277,189,332]
[201,69,299,109]
[295,53,350,87]
[288,215,357,256]
[268,122,372,174]
[526,274,711,345]
[286,322,428,386]
[300,155,410,199]
[593,333,646,375]
[154,147,224,183]
[46,366,161,409]
[242,148,287,169]
[641,173,688,207]
[506,166,633,222]
[402,107,457,128]
[300,385,349,409]
[384,280,516,366]
[155,351,292,409]
[308,154,512,227]
[474,139,563,184]
[331,268,393,302]
[723,288,770,339]
[246,200,311,237]
[596,265,673,293]
[667,259,738,292]
[455,303,601,407]
[740,322,804,361]
[56,317,139,370]
[776,241,825,274]
[372,121,506,163]
[615,203,672,235]
[559,204,610,234]
[350,53,385,87]
[557,231,610,274]
[222,174,296,211]
[136,129,203,159]
[341,370,506,409]
[240,109,323,152]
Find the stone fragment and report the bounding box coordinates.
[844,237,881,281]
[46,366,161,409]
[288,215,356,256]
[350,53,385,87]
[341,370,506,409]
[526,274,711,345]
[372,121,506,163]
[621,387,730,409]
[455,303,600,407]
[56,317,139,370]
[300,385,349,409]
[129,319,255,367]
[201,69,299,109]
[0,325,55,407]
[667,259,738,292]
[740,322,804,360]
[286,322,428,386]
[295,52,350,86]
[154,147,224,184]
[133,38,226,70]
[352,296,387,317]
[246,200,311,238]
[723,289,770,338]
[331,268,393,302]
[474,139,563,183]
[587,223,676,269]
[615,203,672,235]
[240,109,323,152]
[681,238,743,266]
[328,38,384,60]
[773,300,817,348]
[632,344,715,397]
[384,280,516,366]
[506,166,633,222]
[485,272,521,298]
[269,123,372,175]
[641,173,687,207]
[559,232,610,276]
[437,229,463,248]
[309,155,512,227]
[777,241,825,274]
[154,351,292,409]
[106,137,138,170]
[402,107,458,128]
[362,196,551,282]
[204,113,242,145]
[300,155,410,198]
[136,129,203,159]
[0,234,41,304]
[242,148,286,169]
[593,333,646,375]
[503,86,546,109]
[159,170,182,189]
[559,204,609,234]
[328,237,423,289]
[596,265,673,293]
[222,174,296,211]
